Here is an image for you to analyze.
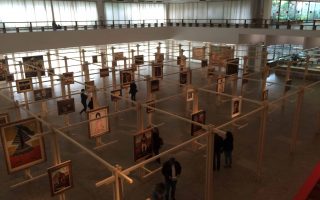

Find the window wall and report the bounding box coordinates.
[0,0,98,27]
[104,3,166,24]
[271,0,320,21]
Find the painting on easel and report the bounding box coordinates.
[134,55,144,65]
[100,68,109,77]
[22,55,45,78]
[16,78,33,93]
[120,69,133,88]
[231,97,242,118]
[62,72,74,85]
[57,98,75,115]
[0,118,46,173]
[47,160,73,196]
[111,89,122,102]
[133,128,153,162]
[191,110,206,136]
[88,107,110,138]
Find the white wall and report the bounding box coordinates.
[0,27,319,54]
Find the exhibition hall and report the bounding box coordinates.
[0,1,320,200]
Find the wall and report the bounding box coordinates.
[0,26,319,54]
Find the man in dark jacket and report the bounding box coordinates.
[161,157,182,200]
[129,81,138,101]
[223,131,234,168]
[80,89,88,114]
[213,134,224,171]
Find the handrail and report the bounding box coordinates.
[0,18,319,34]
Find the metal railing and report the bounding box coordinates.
[1,18,319,34]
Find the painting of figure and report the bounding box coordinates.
[133,128,153,162]
[48,160,73,196]
[0,118,46,173]
[88,107,109,138]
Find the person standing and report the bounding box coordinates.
[80,89,88,114]
[152,127,163,164]
[223,131,234,168]
[88,97,94,110]
[161,157,182,200]
[213,134,223,171]
[129,81,138,101]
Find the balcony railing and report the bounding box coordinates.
[0,18,319,34]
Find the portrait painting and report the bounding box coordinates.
[153,65,163,78]
[231,97,242,118]
[192,47,205,60]
[57,98,75,115]
[6,74,14,82]
[88,107,109,138]
[22,55,45,78]
[92,55,98,63]
[180,71,188,85]
[16,78,33,93]
[146,100,155,113]
[85,81,95,93]
[120,70,133,87]
[62,72,74,85]
[226,58,239,76]
[0,118,46,173]
[177,55,187,66]
[216,76,226,93]
[0,113,9,125]
[114,52,124,61]
[134,55,144,65]
[111,89,122,102]
[191,110,206,136]
[133,128,153,162]
[155,53,164,64]
[100,68,109,77]
[186,89,194,102]
[33,88,53,101]
[150,79,160,92]
[47,160,73,196]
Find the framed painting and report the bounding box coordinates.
[177,55,187,66]
[88,107,110,138]
[47,69,55,76]
[111,89,122,102]
[207,67,215,76]
[231,97,242,118]
[150,79,160,92]
[47,160,73,196]
[0,118,46,173]
[191,110,206,136]
[186,89,194,102]
[0,59,6,81]
[6,74,14,82]
[180,71,188,85]
[192,47,205,60]
[114,52,124,60]
[146,100,155,113]
[92,55,98,63]
[120,69,133,87]
[62,72,74,85]
[33,88,53,101]
[226,58,239,76]
[155,53,164,64]
[133,128,153,162]
[216,76,226,93]
[0,113,9,125]
[57,98,75,115]
[134,55,144,65]
[85,80,95,93]
[22,55,45,78]
[153,65,163,79]
[16,78,33,93]
[100,68,109,77]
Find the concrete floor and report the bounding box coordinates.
[0,53,319,200]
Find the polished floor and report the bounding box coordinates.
[0,53,319,200]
